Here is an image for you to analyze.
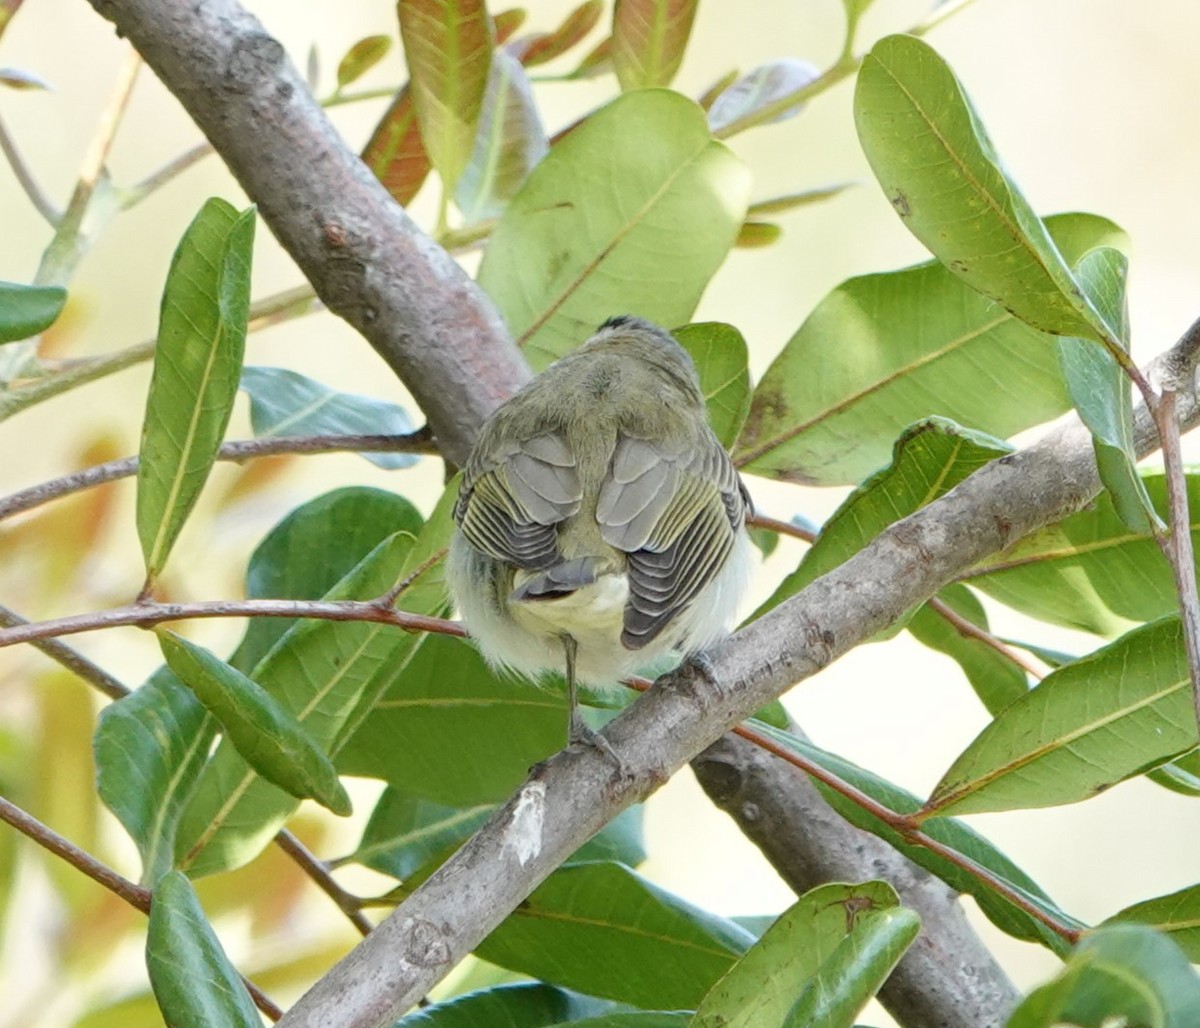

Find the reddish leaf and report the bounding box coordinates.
[493,8,527,44]
[362,85,431,207]
[398,0,495,189]
[336,34,393,90]
[611,0,699,90]
[0,0,25,39]
[513,0,603,67]
[566,35,613,79]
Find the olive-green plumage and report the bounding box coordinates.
[448,316,752,745]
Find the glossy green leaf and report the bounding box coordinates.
[1008,925,1200,1028]
[967,471,1200,635]
[908,584,1028,715]
[336,633,566,805]
[926,617,1195,817]
[781,907,919,1028]
[515,0,603,66]
[145,871,260,1028]
[746,720,1077,954]
[755,418,1010,618]
[336,34,392,89]
[692,881,913,1028]
[233,486,424,673]
[1148,750,1200,797]
[136,198,255,582]
[478,89,750,369]
[239,365,419,470]
[94,668,216,885]
[158,630,351,816]
[855,35,1118,347]
[174,531,423,876]
[352,787,645,883]
[477,861,754,1008]
[0,280,66,342]
[611,0,698,90]
[396,982,620,1026]
[362,85,431,207]
[455,50,547,224]
[735,213,1121,485]
[1057,248,1158,533]
[674,322,751,449]
[556,1016,689,1027]
[706,59,818,135]
[399,0,494,189]
[1106,884,1200,961]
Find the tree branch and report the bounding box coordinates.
[0,429,436,524]
[84,0,528,467]
[0,602,130,699]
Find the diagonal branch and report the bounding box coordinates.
[84,0,528,467]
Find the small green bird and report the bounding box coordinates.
[447,315,752,748]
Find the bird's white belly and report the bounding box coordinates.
[508,573,629,643]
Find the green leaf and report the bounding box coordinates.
[515,1,604,66]
[735,212,1121,485]
[907,584,1029,715]
[611,0,698,90]
[706,59,818,135]
[566,36,613,79]
[174,531,424,876]
[94,668,216,885]
[746,187,854,216]
[395,982,620,1026]
[673,322,751,449]
[754,418,1011,618]
[1148,750,1200,797]
[0,280,66,342]
[136,198,255,582]
[854,35,1118,347]
[925,617,1195,818]
[553,1018,689,1028]
[336,633,566,805]
[145,871,260,1028]
[1057,248,1159,534]
[352,788,645,884]
[1008,925,1200,1028]
[477,861,754,1008]
[0,66,50,90]
[232,486,424,673]
[239,365,419,470]
[1106,884,1200,961]
[362,85,432,207]
[399,0,494,189]
[735,222,782,248]
[336,34,392,89]
[781,908,919,1028]
[746,720,1078,954]
[967,471,1200,635]
[692,881,915,1028]
[478,90,749,370]
[158,630,352,816]
[455,50,547,224]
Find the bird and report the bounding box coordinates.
[447,315,753,750]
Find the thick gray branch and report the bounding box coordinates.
[279,373,1198,1026]
[693,730,1020,1027]
[85,0,528,466]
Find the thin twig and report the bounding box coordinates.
[924,596,1043,680]
[0,108,60,224]
[0,428,436,523]
[0,597,465,650]
[121,139,213,208]
[0,603,129,699]
[745,511,816,544]
[0,794,283,1020]
[275,830,373,936]
[0,284,320,422]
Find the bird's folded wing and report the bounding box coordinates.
[597,434,749,649]
[455,432,582,570]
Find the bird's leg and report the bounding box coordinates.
[560,633,622,769]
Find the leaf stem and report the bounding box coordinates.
[925,595,1043,680]
[120,139,214,208]
[0,107,60,224]
[0,793,283,1020]
[0,597,465,650]
[0,428,435,524]
[275,829,373,936]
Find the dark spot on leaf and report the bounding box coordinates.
[889,189,911,217]
[949,258,970,274]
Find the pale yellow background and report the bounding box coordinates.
[2,0,1200,1024]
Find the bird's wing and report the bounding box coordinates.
[454,431,583,570]
[597,433,749,649]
